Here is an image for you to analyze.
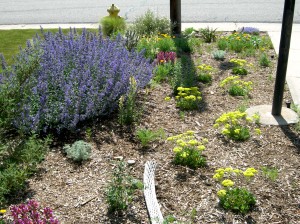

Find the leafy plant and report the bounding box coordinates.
[154,62,174,83]
[100,16,126,37]
[9,199,59,224]
[167,130,207,169]
[63,140,92,162]
[118,76,140,125]
[261,166,279,181]
[220,76,253,96]
[213,167,257,214]
[214,111,261,141]
[130,10,172,36]
[106,161,143,213]
[219,187,256,214]
[212,50,226,61]
[136,128,165,147]
[259,53,271,67]
[199,27,217,43]
[0,135,51,206]
[175,86,202,110]
[0,28,153,134]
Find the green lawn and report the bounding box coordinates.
[0,28,97,65]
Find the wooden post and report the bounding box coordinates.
[272,0,295,115]
[170,0,181,34]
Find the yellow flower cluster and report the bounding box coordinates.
[167,130,208,153]
[222,179,235,187]
[217,189,227,197]
[176,87,202,102]
[230,58,253,68]
[213,167,258,181]
[159,33,175,39]
[164,96,171,101]
[197,64,213,72]
[0,209,6,214]
[219,75,253,90]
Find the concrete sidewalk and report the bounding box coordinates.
[0,22,299,106]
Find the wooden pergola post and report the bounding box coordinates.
[272,0,296,115]
[170,0,181,34]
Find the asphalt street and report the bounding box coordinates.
[0,0,300,25]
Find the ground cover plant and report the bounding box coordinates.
[1,17,300,224]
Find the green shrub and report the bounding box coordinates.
[136,128,165,147]
[219,187,256,214]
[106,161,143,213]
[197,64,214,84]
[130,10,171,36]
[100,16,126,37]
[63,140,92,162]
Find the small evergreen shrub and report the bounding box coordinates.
[259,53,271,67]
[63,140,92,162]
[212,50,226,61]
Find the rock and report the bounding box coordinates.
[114,156,123,160]
[127,159,135,165]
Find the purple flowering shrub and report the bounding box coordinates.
[239,27,260,35]
[0,28,153,133]
[10,199,59,224]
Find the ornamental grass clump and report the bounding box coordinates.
[230,58,253,76]
[167,130,208,169]
[213,167,258,214]
[0,28,154,134]
[175,86,202,110]
[197,64,214,83]
[220,76,253,97]
[214,111,261,141]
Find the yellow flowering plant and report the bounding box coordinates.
[196,64,215,84]
[230,58,253,76]
[175,86,202,110]
[167,130,208,169]
[220,75,253,97]
[213,167,258,214]
[213,110,261,141]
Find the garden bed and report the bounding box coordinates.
[1,22,300,223]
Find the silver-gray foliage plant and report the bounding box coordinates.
[63,140,92,162]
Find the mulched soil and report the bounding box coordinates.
[2,32,300,224]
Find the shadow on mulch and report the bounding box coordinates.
[280,125,300,152]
